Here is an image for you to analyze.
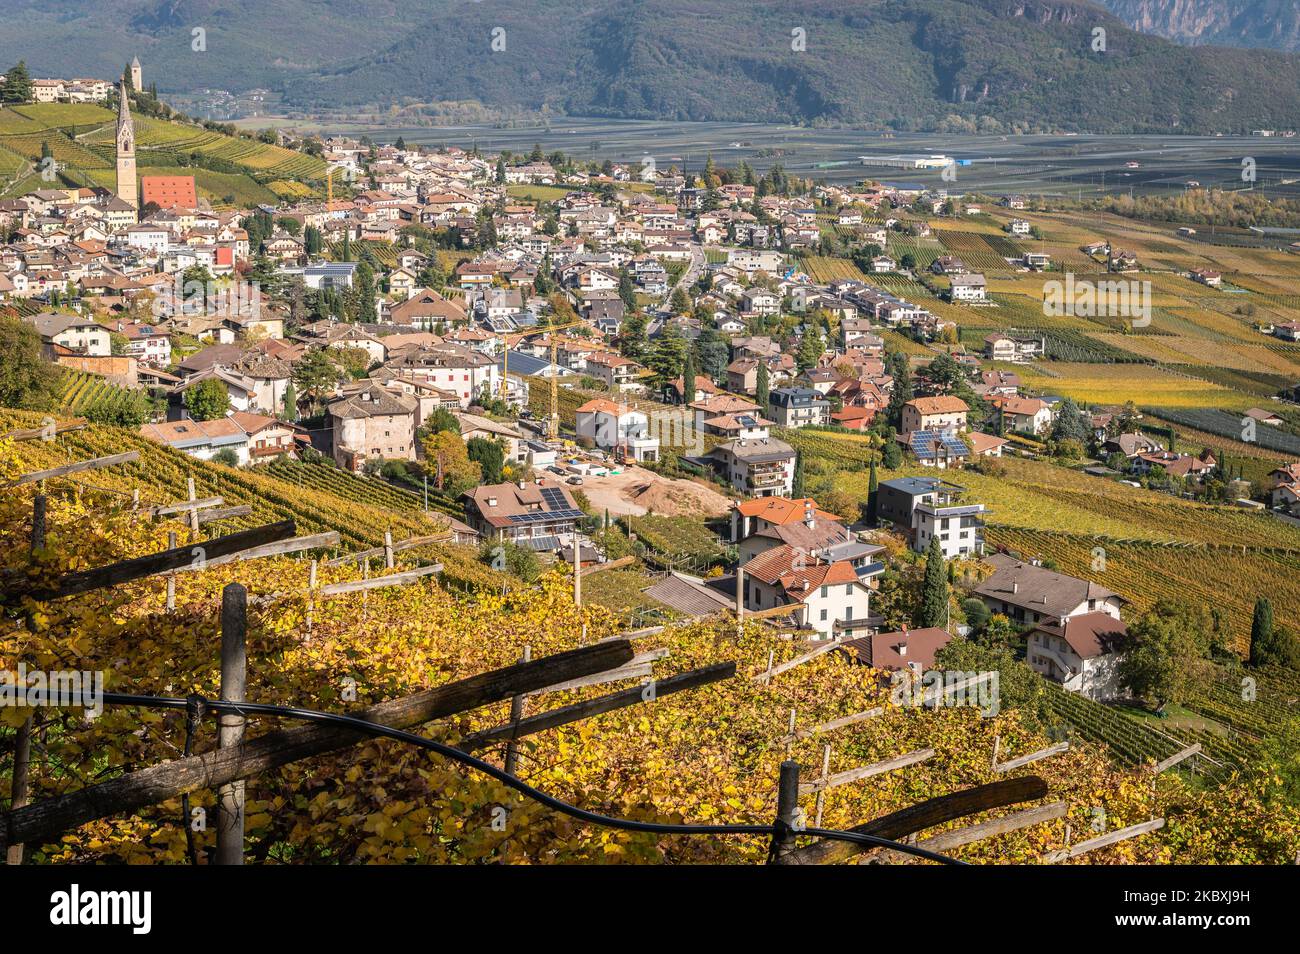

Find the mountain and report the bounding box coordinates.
[1097,0,1300,52]
[4,0,1300,133]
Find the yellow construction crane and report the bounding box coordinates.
[498,318,595,441]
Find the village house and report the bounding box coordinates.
[876,477,987,558]
[974,554,1126,626]
[739,544,881,640]
[574,398,660,463]
[767,387,831,428]
[328,387,418,471]
[705,437,797,498]
[900,396,969,435]
[462,479,584,553]
[1026,613,1129,701]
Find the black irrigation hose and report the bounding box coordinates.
[101,690,965,866]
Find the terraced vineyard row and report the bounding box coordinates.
[0,411,512,590]
[58,371,147,419]
[262,459,463,519]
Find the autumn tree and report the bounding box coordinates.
[423,429,481,495]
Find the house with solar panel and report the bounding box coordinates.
[877,477,987,559]
[462,479,586,554]
[902,429,971,469]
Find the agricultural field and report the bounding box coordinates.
[0,102,325,201]
[505,184,570,202]
[1014,363,1257,410]
[799,256,868,283]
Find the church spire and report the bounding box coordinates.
[115,81,138,215]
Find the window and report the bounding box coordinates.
[820,609,827,621]
[845,584,853,596]
[820,586,828,599]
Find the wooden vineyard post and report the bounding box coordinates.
[216,583,248,865]
[771,760,800,865]
[165,531,177,613]
[6,493,46,865]
[735,566,744,637]
[187,478,199,534]
[307,559,317,637]
[384,531,394,571]
[503,645,531,777]
[573,535,582,606]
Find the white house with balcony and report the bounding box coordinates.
[574,398,660,462]
[1026,612,1128,701]
[740,543,880,640]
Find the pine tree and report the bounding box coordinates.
[920,536,948,629]
[755,361,770,409]
[792,451,805,497]
[681,349,696,404]
[2,61,33,104]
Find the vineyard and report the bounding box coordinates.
[1150,407,1300,456]
[0,408,498,590]
[3,439,1297,864]
[58,370,147,420]
[620,513,731,569]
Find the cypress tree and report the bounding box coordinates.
[866,455,879,522]
[1250,597,1274,666]
[920,536,948,629]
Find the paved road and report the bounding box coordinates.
[665,241,706,307]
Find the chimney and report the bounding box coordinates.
[1012,581,1019,594]
[487,496,497,507]
[897,641,908,657]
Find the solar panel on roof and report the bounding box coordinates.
[540,487,569,509]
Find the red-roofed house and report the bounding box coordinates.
[1026,612,1128,700]
[740,543,877,639]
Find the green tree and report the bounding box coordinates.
[694,327,729,381]
[620,312,648,362]
[796,326,823,372]
[792,451,805,497]
[1118,601,1213,711]
[919,536,948,628]
[647,322,689,386]
[961,597,991,631]
[2,62,33,104]
[882,439,903,469]
[618,266,637,310]
[1051,398,1090,444]
[755,362,770,409]
[467,436,506,484]
[670,286,691,314]
[885,352,912,429]
[281,382,297,421]
[1250,597,1300,668]
[680,349,696,404]
[0,316,60,410]
[184,379,230,421]
[293,348,343,407]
